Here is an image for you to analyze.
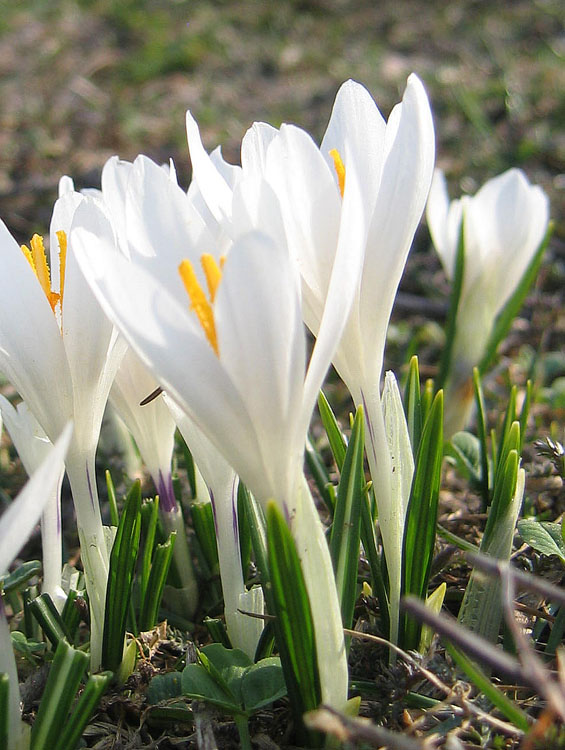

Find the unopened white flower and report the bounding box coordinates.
[427,168,549,435]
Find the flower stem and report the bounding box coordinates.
[65,444,109,671]
[289,475,348,710]
[40,474,64,610]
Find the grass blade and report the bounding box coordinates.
[400,390,444,650]
[266,500,322,745]
[102,480,142,672]
[56,671,113,750]
[329,406,364,630]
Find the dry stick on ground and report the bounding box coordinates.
[498,563,565,749]
[344,627,524,739]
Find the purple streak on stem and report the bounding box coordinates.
[231,476,239,540]
[86,460,95,509]
[157,470,177,513]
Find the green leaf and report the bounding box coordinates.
[266,500,321,738]
[241,657,287,712]
[0,560,42,594]
[30,640,88,750]
[0,673,8,750]
[445,643,529,732]
[105,470,119,527]
[181,663,240,712]
[449,431,482,484]
[305,434,334,516]
[317,390,347,472]
[138,533,176,632]
[29,593,72,649]
[401,390,444,651]
[147,671,183,704]
[102,480,142,672]
[517,520,565,563]
[403,355,422,456]
[190,500,219,576]
[56,671,112,750]
[472,368,491,504]
[199,644,252,707]
[329,406,364,630]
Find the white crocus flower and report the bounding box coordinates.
[246,75,434,644]
[427,168,550,435]
[0,422,72,750]
[109,348,198,616]
[71,140,367,708]
[0,397,66,610]
[167,397,264,659]
[0,185,126,668]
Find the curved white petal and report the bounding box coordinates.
[0,220,73,440]
[358,73,435,378]
[320,78,386,209]
[110,347,176,492]
[65,197,126,451]
[265,124,341,306]
[0,422,72,576]
[0,396,52,475]
[241,121,279,178]
[216,231,306,500]
[186,111,233,224]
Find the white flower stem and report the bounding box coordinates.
[65,444,109,671]
[209,476,263,659]
[160,504,199,619]
[40,474,64,609]
[289,475,348,710]
[359,384,402,648]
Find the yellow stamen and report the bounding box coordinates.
[200,253,222,303]
[179,258,219,355]
[56,230,67,311]
[329,148,346,198]
[20,234,60,313]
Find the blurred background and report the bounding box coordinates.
[0,0,563,397]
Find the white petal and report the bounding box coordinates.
[359,73,435,377]
[186,111,233,224]
[320,79,386,209]
[0,422,72,576]
[215,231,306,499]
[241,121,279,178]
[0,220,73,440]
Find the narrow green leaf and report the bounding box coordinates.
[403,356,422,457]
[61,589,83,641]
[102,480,142,672]
[0,673,9,750]
[518,380,532,454]
[437,218,465,390]
[329,407,365,630]
[105,470,119,527]
[317,390,347,472]
[30,640,88,750]
[140,497,160,603]
[360,487,390,638]
[238,486,270,608]
[237,481,252,578]
[445,642,530,731]
[401,390,444,650]
[472,369,491,504]
[29,593,72,649]
[138,533,176,632]
[305,434,334,516]
[56,671,112,750]
[498,386,517,465]
[479,223,552,375]
[190,500,219,576]
[1,560,42,594]
[266,501,321,742]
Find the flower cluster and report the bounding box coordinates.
[0,71,549,724]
